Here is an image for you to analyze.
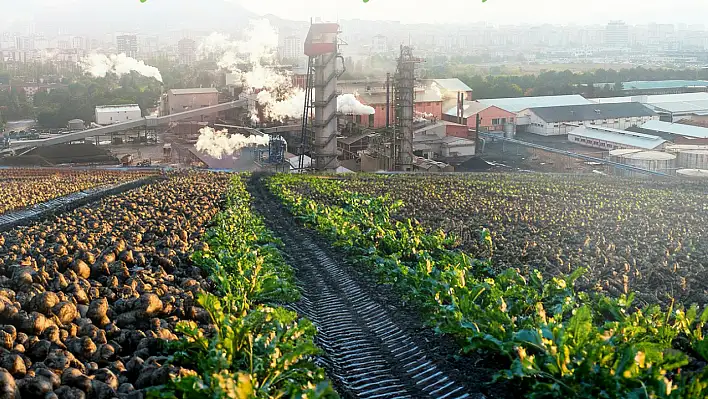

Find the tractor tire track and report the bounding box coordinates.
[249,174,480,399]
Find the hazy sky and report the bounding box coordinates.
[237,0,708,26]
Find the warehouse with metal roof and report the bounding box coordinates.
[568,125,666,151]
[628,120,708,145]
[478,94,593,114]
[518,102,659,136]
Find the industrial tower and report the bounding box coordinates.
[394,45,420,171]
[299,23,344,172]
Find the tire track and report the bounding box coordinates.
[249,175,480,399]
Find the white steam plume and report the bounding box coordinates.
[195,127,269,159]
[338,93,375,115]
[81,53,163,83]
[209,19,303,123]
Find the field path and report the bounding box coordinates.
[249,174,479,399]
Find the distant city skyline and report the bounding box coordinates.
[237,0,708,26]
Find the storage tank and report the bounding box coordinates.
[677,169,708,179]
[676,149,708,170]
[609,149,676,177]
[503,122,515,138]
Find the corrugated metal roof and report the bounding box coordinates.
[443,101,492,118]
[640,120,708,139]
[623,80,708,90]
[95,104,140,113]
[590,92,708,104]
[431,78,473,92]
[650,100,708,114]
[569,125,666,149]
[478,95,593,113]
[529,103,656,123]
[169,88,218,95]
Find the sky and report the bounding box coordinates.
[1,0,708,35]
[236,0,708,26]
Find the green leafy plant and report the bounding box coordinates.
[267,173,708,399]
[149,175,336,399]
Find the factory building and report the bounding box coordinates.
[478,94,593,114]
[162,88,219,121]
[620,80,708,96]
[568,125,666,151]
[518,103,658,136]
[591,93,708,122]
[442,101,515,133]
[413,121,476,164]
[352,86,442,129]
[630,120,708,145]
[95,104,141,126]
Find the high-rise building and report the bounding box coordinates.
[72,36,86,50]
[15,36,34,51]
[282,35,302,61]
[606,21,629,48]
[178,38,196,66]
[117,34,138,58]
[372,34,388,54]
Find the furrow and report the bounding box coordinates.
[248,175,479,399]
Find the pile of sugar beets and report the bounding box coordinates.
[0,172,230,399]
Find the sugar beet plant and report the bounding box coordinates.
[268,174,708,399]
[150,175,336,399]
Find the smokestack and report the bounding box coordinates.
[386,72,390,128]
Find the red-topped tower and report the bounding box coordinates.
[299,23,343,172]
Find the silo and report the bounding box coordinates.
[609,149,676,177]
[677,169,708,179]
[676,149,708,170]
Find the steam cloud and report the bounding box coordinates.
[202,20,304,123]
[81,53,163,83]
[195,127,269,159]
[206,20,375,123]
[338,93,375,115]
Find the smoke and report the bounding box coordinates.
[338,93,375,115]
[195,127,269,159]
[81,53,163,83]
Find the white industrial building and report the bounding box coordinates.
[518,103,658,136]
[95,104,142,125]
[568,125,666,150]
[590,93,708,122]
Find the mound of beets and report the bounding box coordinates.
[0,172,230,399]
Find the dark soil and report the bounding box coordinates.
[248,173,518,399]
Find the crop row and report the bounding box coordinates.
[0,170,335,399]
[268,174,708,399]
[0,168,155,216]
[152,174,336,398]
[285,173,708,307]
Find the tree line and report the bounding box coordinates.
[454,66,708,99]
